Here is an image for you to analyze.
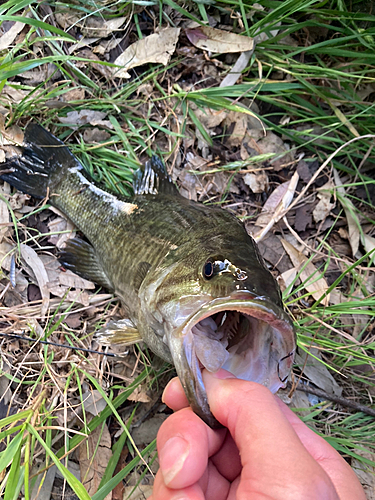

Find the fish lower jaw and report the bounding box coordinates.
[168,301,295,427]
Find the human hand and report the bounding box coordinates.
[149,370,366,500]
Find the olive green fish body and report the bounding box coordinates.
[0,124,295,427]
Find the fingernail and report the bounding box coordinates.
[159,436,190,486]
[204,368,236,380]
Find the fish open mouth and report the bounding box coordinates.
[169,296,295,427]
[189,308,293,389]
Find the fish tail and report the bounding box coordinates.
[0,124,82,199]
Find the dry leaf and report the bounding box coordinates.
[362,233,375,262]
[20,244,50,315]
[352,449,375,499]
[83,128,111,143]
[113,28,180,79]
[313,181,335,223]
[257,131,293,170]
[58,110,113,129]
[224,111,248,147]
[0,198,10,243]
[0,21,24,51]
[193,107,227,129]
[79,425,112,499]
[186,25,253,54]
[2,86,30,104]
[0,240,15,271]
[81,16,126,38]
[127,385,151,403]
[295,349,342,396]
[47,216,76,249]
[123,485,153,500]
[281,239,330,305]
[39,254,94,306]
[256,176,294,227]
[82,390,107,416]
[30,464,56,500]
[0,124,24,146]
[62,87,85,102]
[243,172,268,193]
[220,50,253,87]
[333,169,360,257]
[254,172,299,242]
[278,267,297,291]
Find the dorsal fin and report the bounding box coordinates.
[133,156,179,196]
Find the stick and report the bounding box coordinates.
[292,382,375,418]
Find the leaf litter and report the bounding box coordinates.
[0,2,374,497]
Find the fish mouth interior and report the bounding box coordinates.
[185,307,294,393]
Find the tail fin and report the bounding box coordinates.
[0,124,83,199]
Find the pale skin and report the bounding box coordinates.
[148,370,366,500]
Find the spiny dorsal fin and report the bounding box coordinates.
[59,237,113,291]
[95,318,142,346]
[133,155,179,196]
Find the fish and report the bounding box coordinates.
[0,123,295,428]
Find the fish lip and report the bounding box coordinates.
[168,290,295,428]
[176,290,294,339]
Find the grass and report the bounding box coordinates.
[0,0,375,498]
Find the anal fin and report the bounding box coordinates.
[59,237,113,291]
[95,318,142,346]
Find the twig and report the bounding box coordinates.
[291,382,375,418]
[0,332,120,357]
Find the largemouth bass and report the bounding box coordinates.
[0,124,295,428]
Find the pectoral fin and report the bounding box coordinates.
[95,318,142,346]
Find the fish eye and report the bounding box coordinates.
[203,259,214,279]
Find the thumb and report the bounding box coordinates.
[202,370,339,499]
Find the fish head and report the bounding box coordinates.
[140,232,295,428]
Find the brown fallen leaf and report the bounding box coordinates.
[58,110,113,130]
[123,485,153,500]
[83,128,111,144]
[294,348,342,396]
[333,169,360,257]
[313,180,335,223]
[20,244,50,315]
[363,233,375,263]
[243,172,268,193]
[113,28,180,78]
[220,50,253,87]
[62,87,86,102]
[255,175,296,227]
[82,390,107,416]
[39,253,94,306]
[0,21,24,51]
[257,234,292,274]
[127,385,151,404]
[0,240,15,271]
[254,171,299,242]
[81,16,126,38]
[257,131,294,171]
[0,197,10,243]
[281,239,330,305]
[79,425,112,500]
[351,449,375,499]
[192,106,227,129]
[186,25,253,54]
